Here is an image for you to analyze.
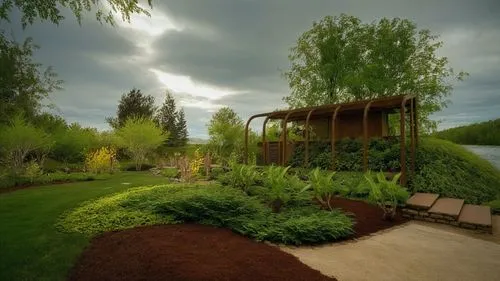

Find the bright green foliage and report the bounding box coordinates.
[0,0,153,28]
[24,160,42,183]
[208,166,226,180]
[411,138,500,204]
[0,116,52,174]
[206,107,259,165]
[115,117,167,171]
[364,171,409,220]
[284,14,467,133]
[58,183,354,245]
[58,185,175,235]
[50,123,101,163]
[302,168,349,210]
[434,118,500,145]
[161,167,179,178]
[261,165,310,212]
[227,164,259,193]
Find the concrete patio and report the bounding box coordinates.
[282,217,500,281]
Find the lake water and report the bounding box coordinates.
[463,145,500,170]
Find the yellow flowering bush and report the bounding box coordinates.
[178,149,204,182]
[85,147,119,174]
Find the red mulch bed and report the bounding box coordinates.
[68,224,336,281]
[329,197,408,239]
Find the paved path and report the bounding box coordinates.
[282,218,500,281]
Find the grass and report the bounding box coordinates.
[0,172,172,281]
[410,138,500,204]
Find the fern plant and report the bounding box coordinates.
[228,164,258,194]
[364,171,410,220]
[301,168,348,211]
[263,165,292,213]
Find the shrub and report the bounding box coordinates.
[85,147,118,174]
[123,163,154,171]
[24,161,43,183]
[0,171,104,189]
[302,168,349,210]
[209,166,226,180]
[263,165,292,213]
[364,171,409,220]
[226,164,259,193]
[410,138,500,204]
[485,199,500,215]
[58,184,354,245]
[177,148,204,182]
[161,167,179,178]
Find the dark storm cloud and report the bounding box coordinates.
[5,0,500,137]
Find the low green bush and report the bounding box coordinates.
[485,199,500,214]
[0,172,107,189]
[410,138,500,204]
[161,167,179,178]
[208,166,226,180]
[58,184,354,245]
[364,171,409,220]
[123,163,155,171]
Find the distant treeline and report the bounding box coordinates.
[434,118,500,146]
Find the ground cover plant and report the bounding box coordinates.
[58,183,354,245]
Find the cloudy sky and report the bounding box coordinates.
[4,0,500,138]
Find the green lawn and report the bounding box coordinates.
[0,172,171,281]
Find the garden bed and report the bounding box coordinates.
[329,197,408,239]
[68,224,336,281]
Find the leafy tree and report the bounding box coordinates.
[207,107,259,165]
[284,14,468,133]
[106,88,156,129]
[0,0,152,28]
[0,116,52,174]
[0,34,62,124]
[50,123,101,164]
[156,91,178,146]
[115,117,167,171]
[434,118,500,146]
[176,108,188,146]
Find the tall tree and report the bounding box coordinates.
[106,88,156,129]
[176,109,188,147]
[0,0,152,28]
[284,14,468,133]
[207,107,258,165]
[0,34,62,124]
[156,91,179,146]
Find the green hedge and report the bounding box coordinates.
[288,138,401,171]
[58,184,353,245]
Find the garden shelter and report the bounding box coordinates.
[244,94,418,185]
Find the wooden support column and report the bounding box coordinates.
[331,106,341,170]
[261,116,271,165]
[281,112,293,166]
[410,98,416,178]
[304,109,316,168]
[244,114,267,164]
[400,98,409,186]
[363,101,373,172]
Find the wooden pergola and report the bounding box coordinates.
[244,94,418,185]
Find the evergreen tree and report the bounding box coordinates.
[156,91,179,146]
[106,88,156,129]
[176,109,188,147]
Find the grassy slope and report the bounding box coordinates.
[0,172,171,281]
[411,138,500,204]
